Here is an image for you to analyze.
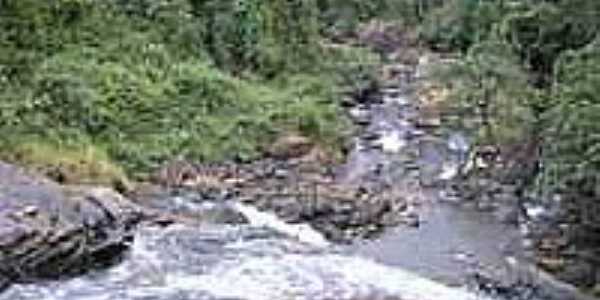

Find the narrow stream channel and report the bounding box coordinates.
[341,81,527,287]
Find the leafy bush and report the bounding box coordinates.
[433,38,534,145]
[501,0,600,85]
[3,44,346,171]
[540,39,600,195]
[0,0,363,180]
[419,0,508,52]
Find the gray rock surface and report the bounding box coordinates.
[0,161,142,288]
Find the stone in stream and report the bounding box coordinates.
[234,177,408,243]
[415,116,442,128]
[0,161,143,289]
[406,128,426,139]
[340,96,358,107]
[129,185,248,226]
[494,205,521,225]
[361,131,381,141]
[354,115,372,126]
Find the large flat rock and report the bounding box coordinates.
[0,161,142,288]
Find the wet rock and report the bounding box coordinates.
[340,96,358,107]
[273,168,289,179]
[354,114,372,126]
[406,128,426,139]
[400,213,420,228]
[415,116,442,128]
[380,212,401,227]
[361,131,380,141]
[236,180,406,243]
[476,194,497,212]
[132,186,249,226]
[494,205,521,225]
[403,161,420,170]
[0,162,141,288]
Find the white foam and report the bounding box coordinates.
[231,202,329,248]
[166,254,491,300]
[376,131,407,153]
[383,94,410,106]
[447,133,470,153]
[523,203,547,220]
[439,162,459,180]
[349,107,369,119]
[4,222,492,300]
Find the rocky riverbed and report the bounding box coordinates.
[1,34,597,299]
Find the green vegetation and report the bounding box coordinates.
[416,0,600,289]
[1,0,597,210]
[419,0,600,198]
[0,0,380,180]
[542,39,600,198]
[2,0,598,228]
[2,140,128,187]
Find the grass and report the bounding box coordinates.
[1,140,129,188]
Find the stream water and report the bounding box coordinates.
[0,65,542,300]
[343,84,527,287]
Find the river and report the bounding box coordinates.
[1,60,550,300]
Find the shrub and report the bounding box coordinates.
[433,38,534,145]
[540,39,600,195]
[419,0,508,52]
[0,0,356,176]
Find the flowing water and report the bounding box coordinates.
[343,85,527,287]
[1,65,540,300]
[1,207,495,300]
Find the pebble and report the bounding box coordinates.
[361,131,380,141]
[453,251,475,264]
[355,116,371,126]
[273,169,289,179]
[404,161,420,170]
[403,215,420,228]
[416,117,442,128]
[406,129,425,139]
[23,205,39,216]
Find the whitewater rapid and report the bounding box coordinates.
[1,201,492,300]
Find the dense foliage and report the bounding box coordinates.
[421,0,600,287]
[421,0,600,197]
[0,0,382,179]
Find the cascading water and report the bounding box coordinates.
[1,198,495,300]
[229,202,329,248]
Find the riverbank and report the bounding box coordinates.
[1,17,598,300]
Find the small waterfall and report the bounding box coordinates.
[376,130,407,153]
[230,202,330,247]
[438,162,459,180]
[1,196,499,300]
[164,254,493,300]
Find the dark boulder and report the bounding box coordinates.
[241,182,406,243]
[0,161,142,288]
